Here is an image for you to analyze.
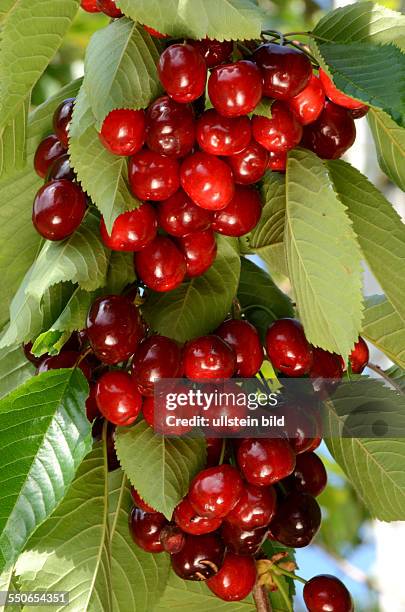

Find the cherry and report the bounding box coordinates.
[221,521,268,556]
[319,68,364,111]
[285,452,327,498]
[86,383,100,422]
[188,464,243,518]
[134,235,187,292]
[46,154,76,182]
[206,438,223,467]
[99,109,146,156]
[350,105,369,119]
[349,336,369,374]
[196,110,251,156]
[80,0,100,12]
[207,552,257,601]
[174,497,223,535]
[225,483,276,530]
[96,0,122,18]
[269,491,321,548]
[131,334,182,396]
[157,190,212,237]
[227,141,269,185]
[100,204,157,252]
[171,533,225,581]
[208,61,263,117]
[252,101,303,152]
[288,74,325,126]
[188,39,233,68]
[310,347,344,385]
[183,335,236,381]
[212,185,262,237]
[95,370,142,426]
[266,318,313,377]
[36,351,91,380]
[142,392,194,436]
[216,319,264,377]
[53,98,75,148]
[180,152,235,211]
[34,135,66,179]
[86,295,144,364]
[143,25,167,38]
[128,149,180,201]
[268,150,287,172]
[237,438,296,486]
[253,43,312,100]
[146,96,195,158]
[158,44,207,103]
[281,401,322,455]
[32,179,86,241]
[304,575,354,612]
[301,101,356,160]
[177,229,217,277]
[160,524,186,554]
[203,381,248,435]
[129,506,167,553]
[130,487,157,513]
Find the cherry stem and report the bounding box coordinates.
[258,370,271,394]
[237,42,253,56]
[367,362,404,395]
[271,574,293,612]
[76,346,92,367]
[274,567,307,584]
[261,30,285,46]
[218,438,226,466]
[253,583,272,612]
[284,31,312,37]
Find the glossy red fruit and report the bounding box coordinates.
[196,110,251,156]
[350,105,369,119]
[288,74,325,126]
[310,347,344,381]
[286,452,327,498]
[283,402,323,455]
[36,351,91,380]
[301,101,356,160]
[131,334,182,396]
[157,190,212,237]
[204,381,248,435]
[100,204,157,252]
[171,534,225,581]
[216,319,264,377]
[269,491,321,548]
[142,393,193,436]
[32,179,86,241]
[319,68,364,111]
[95,371,142,426]
[130,487,157,513]
[53,98,75,148]
[225,483,276,530]
[189,465,243,519]
[158,44,207,103]
[177,229,217,277]
[81,0,100,11]
[304,574,354,612]
[252,101,303,152]
[143,25,167,38]
[221,522,268,556]
[86,295,144,364]
[237,438,296,486]
[268,150,287,172]
[253,43,312,100]
[129,149,180,201]
[227,141,269,185]
[349,337,369,374]
[160,524,186,554]
[96,0,122,18]
[129,507,167,553]
[183,335,236,381]
[212,185,262,237]
[99,109,146,156]
[181,152,235,211]
[206,437,223,467]
[46,154,75,182]
[146,96,195,158]
[208,61,263,117]
[207,553,257,601]
[266,318,313,377]
[34,135,66,179]
[134,235,187,292]
[188,38,233,68]
[174,497,223,535]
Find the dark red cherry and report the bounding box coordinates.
[158,44,207,103]
[288,74,325,125]
[310,347,344,383]
[183,335,236,381]
[130,487,157,513]
[160,524,186,554]
[349,337,369,374]
[171,533,225,581]
[53,98,75,148]
[207,552,257,601]
[181,152,235,211]
[227,141,269,185]
[146,96,195,158]
[99,109,146,156]
[196,110,251,156]
[252,101,303,152]
[143,25,167,38]
[96,0,122,17]
[157,190,212,237]
[81,0,100,12]
[188,38,233,68]
[36,350,91,380]
[189,464,243,518]
[100,204,157,252]
[134,235,187,292]
[216,319,264,377]
[268,150,287,172]
[221,521,268,556]
[177,229,217,277]
[225,483,276,530]
[174,497,222,535]
[253,43,312,100]
[266,318,313,377]
[285,452,327,497]
[269,491,321,548]
[95,370,142,426]
[86,295,144,364]
[46,154,76,182]
[301,100,356,160]
[34,135,66,179]
[350,105,369,119]
[212,185,262,237]
[237,438,296,486]
[142,390,193,436]
[129,149,180,201]
[304,574,354,612]
[203,381,248,435]
[129,506,167,553]
[282,401,323,455]
[32,179,86,241]
[319,69,364,111]
[206,437,223,467]
[131,334,182,396]
[208,61,263,117]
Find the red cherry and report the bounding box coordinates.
[100,204,157,252]
[180,152,235,211]
[212,185,262,237]
[129,149,180,201]
[96,0,122,18]
[36,351,92,379]
[188,39,233,68]
[207,553,257,602]
[46,154,75,182]
[350,105,369,119]
[225,483,276,530]
[81,0,100,11]
[32,179,86,241]
[157,190,213,237]
[310,347,344,381]
[196,110,251,156]
[282,401,323,455]
[227,141,269,185]
[177,229,217,277]
[237,438,296,486]
[301,100,356,160]
[216,319,264,377]
[319,68,364,111]
[34,135,66,179]
[189,464,243,518]
[160,524,186,554]
[95,370,142,426]
[221,521,268,556]
[285,452,327,498]
[208,61,263,117]
[143,25,167,38]
[288,74,325,125]
[203,381,248,435]
[206,437,223,467]
[268,150,287,172]
[142,391,193,436]
[158,44,207,103]
[130,487,157,513]
[266,318,313,377]
[174,497,222,535]
[304,574,354,612]
[349,337,369,374]
[53,98,75,148]
[171,533,225,581]
[129,507,167,553]
[183,335,236,381]
[252,101,303,152]
[253,43,312,100]
[99,109,146,156]
[131,334,182,396]
[134,235,186,292]
[146,96,195,158]
[268,491,321,548]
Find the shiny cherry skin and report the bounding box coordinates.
[208,61,263,117]
[46,154,75,182]
[177,229,217,277]
[288,74,325,126]
[157,190,212,237]
[158,44,207,103]
[174,497,222,535]
[301,101,356,160]
[319,68,364,111]
[189,465,243,519]
[36,350,91,379]
[130,487,157,513]
[188,38,233,68]
[304,574,354,612]
[183,335,236,381]
[253,43,312,100]
[227,141,269,185]
[171,533,225,581]
[266,318,313,377]
[350,105,369,119]
[99,109,146,156]
[142,389,194,436]
[160,524,186,554]
[282,401,322,455]
[206,437,223,467]
[100,203,157,252]
[221,522,268,556]
[349,336,369,374]
[310,347,344,381]
[196,110,251,156]
[131,334,183,396]
[86,295,144,364]
[204,381,248,435]
[207,552,257,602]
[146,96,195,158]
[212,185,262,237]
[181,152,235,211]
[225,483,276,530]
[216,319,264,377]
[96,0,122,17]
[129,149,180,201]
[80,0,100,12]
[269,491,321,548]
[252,101,303,152]
[95,370,142,426]
[34,135,66,179]
[237,438,296,486]
[129,507,167,553]
[143,25,167,38]
[268,150,287,172]
[134,235,187,292]
[285,452,327,497]
[53,98,75,148]
[32,179,86,241]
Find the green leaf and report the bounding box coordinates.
[362,295,405,369]
[285,149,363,357]
[368,108,405,191]
[115,420,206,519]
[0,368,91,573]
[0,344,35,401]
[142,236,241,343]
[251,97,273,119]
[261,541,296,611]
[0,95,29,179]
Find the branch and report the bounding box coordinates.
[253,584,272,612]
[367,362,404,395]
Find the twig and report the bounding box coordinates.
[253,583,272,612]
[367,362,404,395]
